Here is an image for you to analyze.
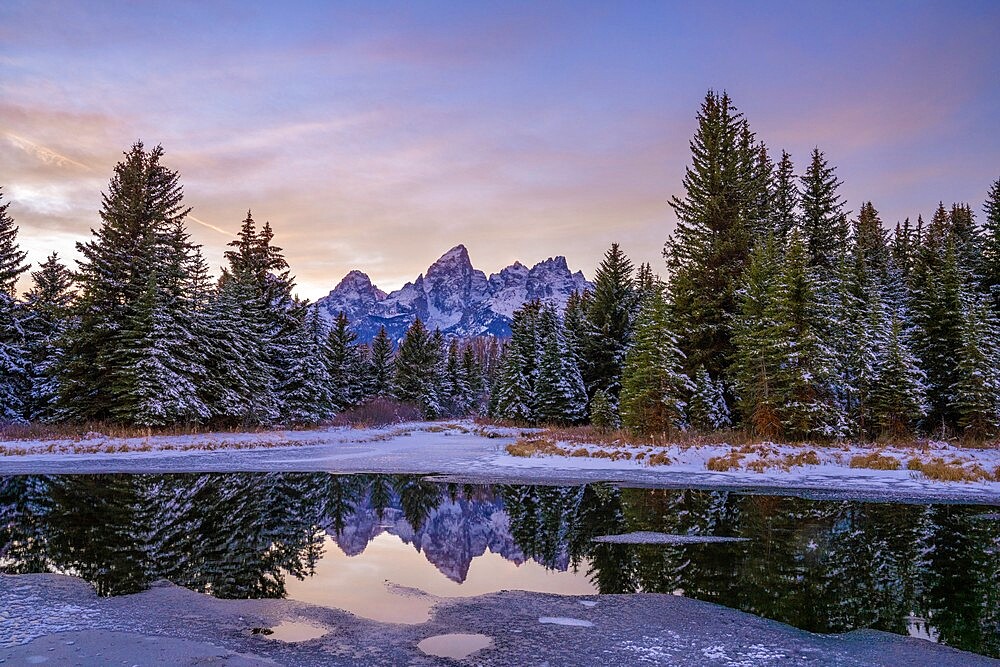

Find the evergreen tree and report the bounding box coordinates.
[535,304,588,425]
[281,306,335,424]
[461,344,484,413]
[393,318,441,418]
[688,366,731,431]
[619,287,692,435]
[770,151,798,244]
[58,142,207,424]
[952,296,1000,440]
[491,302,542,423]
[325,312,363,412]
[0,188,29,423]
[589,389,617,431]
[732,234,784,438]
[22,254,74,422]
[666,91,757,382]
[582,244,636,405]
[442,338,472,416]
[981,178,1000,312]
[799,148,848,272]
[368,326,395,398]
[871,316,928,438]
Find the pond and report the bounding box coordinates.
[0,473,997,659]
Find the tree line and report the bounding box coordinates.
[0,143,492,427]
[490,91,1000,441]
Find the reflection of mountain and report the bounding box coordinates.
[328,494,526,582]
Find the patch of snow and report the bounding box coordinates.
[593,532,749,545]
[538,617,593,627]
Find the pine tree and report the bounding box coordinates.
[325,312,362,412]
[393,318,441,419]
[765,233,845,439]
[688,366,731,431]
[583,244,636,405]
[619,287,692,435]
[0,188,29,423]
[461,344,484,413]
[770,151,798,244]
[589,389,617,432]
[871,316,928,438]
[492,302,543,423]
[732,234,784,438]
[58,142,207,424]
[535,304,588,425]
[281,306,335,425]
[981,178,1000,312]
[22,254,74,421]
[368,326,395,398]
[799,148,848,272]
[442,338,472,417]
[666,91,758,382]
[952,296,1000,440]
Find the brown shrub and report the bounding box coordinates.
[785,450,820,467]
[330,398,424,428]
[849,452,901,470]
[707,451,743,472]
[646,452,672,467]
[505,438,567,458]
[910,457,993,483]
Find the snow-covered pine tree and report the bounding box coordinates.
[113,269,208,426]
[393,317,442,419]
[952,295,1000,440]
[582,244,636,407]
[766,232,846,440]
[0,188,29,423]
[368,326,395,398]
[281,305,335,425]
[770,150,799,245]
[441,338,467,416]
[58,142,208,424]
[981,178,1000,313]
[491,302,542,423]
[688,366,731,431]
[871,315,928,439]
[562,289,590,375]
[666,91,757,383]
[589,389,617,431]
[732,234,784,438]
[324,312,363,413]
[799,148,849,273]
[534,304,588,425]
[619,286,692,435]
[911,234,965,433]
[22,253,74,422]
[430,328,447,414]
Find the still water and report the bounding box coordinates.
[1,473,997,658]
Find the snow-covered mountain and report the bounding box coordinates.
[316,244,590,342]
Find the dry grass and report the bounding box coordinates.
[505,438,568,458]
[907,457,998,483]
[707,451,744,472]
[849,452,901,470]
[0,421,280,443]
[646,452,672,466]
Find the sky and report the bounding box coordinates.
[1,1,998,299]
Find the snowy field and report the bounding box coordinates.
[2,421,999,503]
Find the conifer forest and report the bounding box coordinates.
[2,91,1000,444]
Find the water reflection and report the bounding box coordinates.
[0,473,997,658]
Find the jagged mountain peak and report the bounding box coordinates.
[317,245,591,342]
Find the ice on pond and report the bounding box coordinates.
[593,531,749,545]
[417,633,493,659]
[265,620,328,642]
[539,617,594,627]
[578,600,598,607]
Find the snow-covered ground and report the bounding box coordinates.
[2,421,999,504]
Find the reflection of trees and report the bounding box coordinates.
[1,474,998,658]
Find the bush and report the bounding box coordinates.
[849,452,901,470]
[330,398,423,428]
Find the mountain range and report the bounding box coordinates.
[315,244,591,342]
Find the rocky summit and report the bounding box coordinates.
[316,244,591,342]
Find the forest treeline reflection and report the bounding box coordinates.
[0,473,997,657]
